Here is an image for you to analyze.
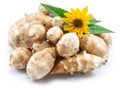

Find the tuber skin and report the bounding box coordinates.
[9,19,34,49]
[39,5,49,15]
[32,41,54,53]
[80,34,108,58]
[26,48,56,80]
[97,33,112,46]
[8,24,20,49]
[56,33,79,58]
[51,51,105,75]
[29,24,46,41]
[26,12,53,31]
[25,12,53,31]
[8,12,53,49]
[38,13,53,31]
[52,16,63,28]
[9,47,31,69]
[46,26,63,44]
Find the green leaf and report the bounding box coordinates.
[41,3,68,17]
[89,19,101,26]
[89,25,114,34]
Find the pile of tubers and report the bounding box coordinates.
[8,5,112,80]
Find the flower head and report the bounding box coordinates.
[62,7,92,37]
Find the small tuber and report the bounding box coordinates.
[80,34,108,58]
[39,5,49,15]
[26,48,56,80]
[29,24,46,40]
[32,41,54,53]
[9,47,31,69]
[52,16,63,28]
[47,26,63,44]
[56,33,79,58]
[97,33,112,46]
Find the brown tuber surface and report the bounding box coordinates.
[32,41,54,53]
[51,51,104,75]
[97,33,112,46]
[47,26,63,44]
[39,5,49,15]
[80,34,108,58]
[56,33,79,58]
[29,24,46,40]
[8,24,20,49]
[8,12,53,49]
[26,48,56,80]
[9,47,31,69]
[52,16,63,28]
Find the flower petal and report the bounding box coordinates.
[78,29,83,38]
[64,25,74,31]
[62,18,73,23]
[69,27,78,33]
[83,14,93,21]
[71,8,76,17]
[64,13,74,20]
[71,8,75,14]
[82,26,90,33]
[76,8,81,18]
[81,6,88,18]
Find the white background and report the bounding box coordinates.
[0,0,120,88]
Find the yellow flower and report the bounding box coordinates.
[62,7,92,37]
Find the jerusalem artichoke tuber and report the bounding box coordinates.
[26,48,56,80]
[56,33,79,58]
[47,26,63,44]
[8,24,20,49]
[9,47,31,69]
[80,34,108,58]
[51,51,105,75]
[52,16,63,28]
[29,24,46,40]
[97,33,112,46]
[39,5,49,15]
[32,41,54,53]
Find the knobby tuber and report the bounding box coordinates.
[39,5,49,15]
[56,33,80,58]
[52,16,63,28]
[47,26,63,44]
[80,34,108,58]
[51,51,105,75]
[29,24,46,40]
[97,33,112,46]
[9,47,31,69]
[32,41,53,53]
[26,48,56,80]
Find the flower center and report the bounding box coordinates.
[73,19,83,27]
